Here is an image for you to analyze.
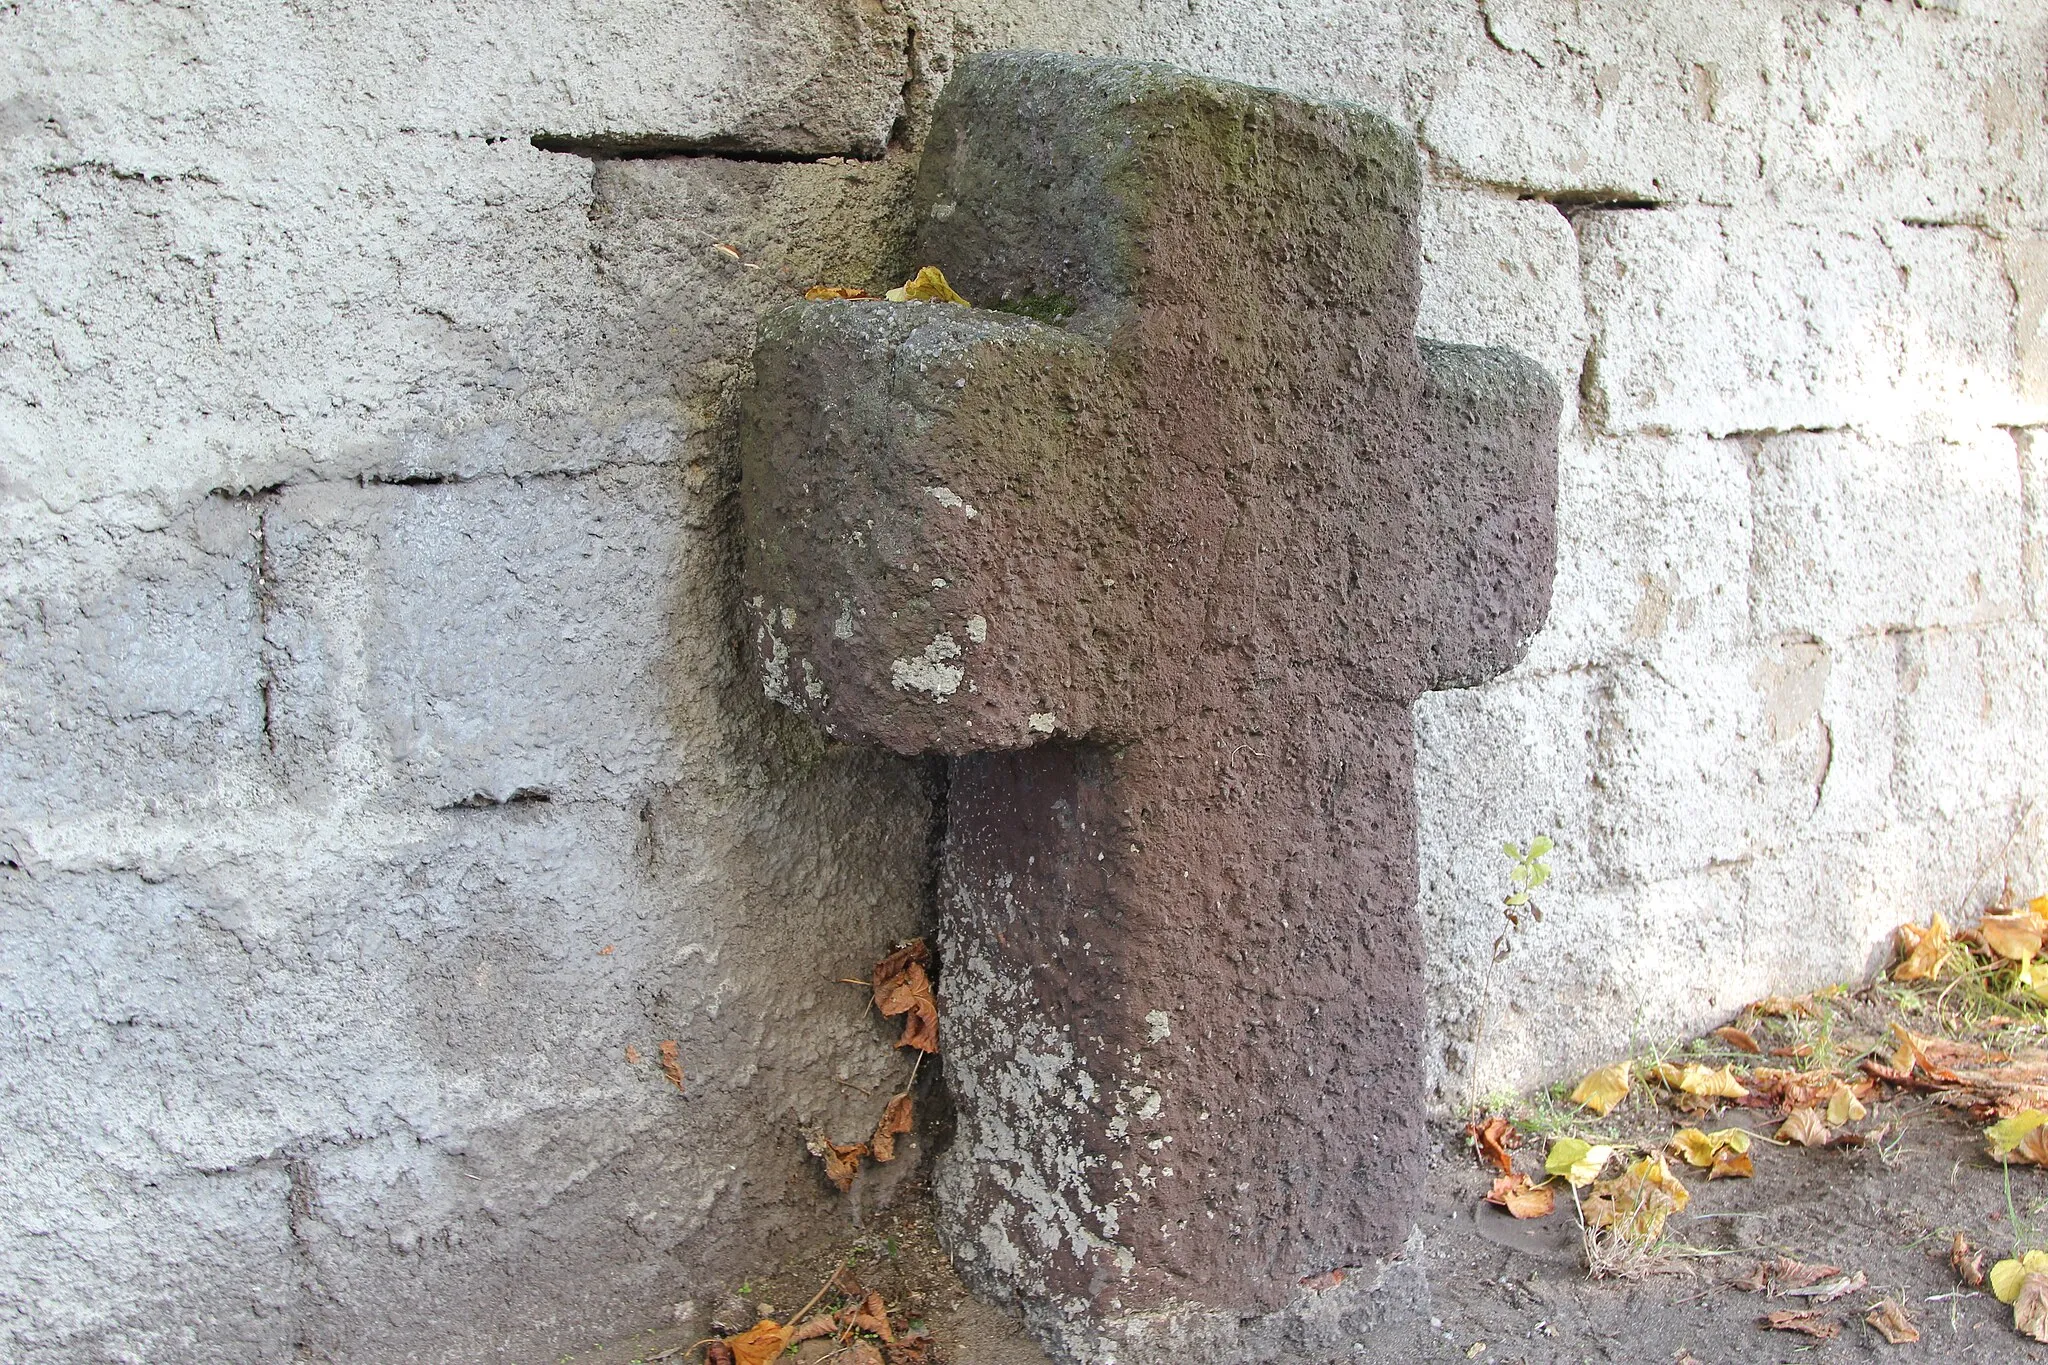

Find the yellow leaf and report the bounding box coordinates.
[804,284,877,301]
[884,266,970,306]
[1707,1126,1753,1154]
[1778,1107,1830,1148]
[726,1319,794,1365]
[1669,1128,1719,1168]
[2021,1273,2048,1342]
[1893,911,1953,981]
[1543,1138,1614,1188]
[1984,909,2046,963]
[1987,1110,2048,1155]
[1570,1061,1631,1117]
[1825,1082,1866,1126]
[1657,1061,1749,1099]
[1993,1251,2048,1304]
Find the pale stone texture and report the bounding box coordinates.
[7,0,2048,1356]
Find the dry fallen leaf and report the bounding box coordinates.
[1824,1081,1866,1125]
[885,266,970,306]
[1713,1025,1762,1054]
[851,1290,894,1342]
[724,1319,792,1365]
[805,285,878,300]
[1485,1172,1558,1219]
[1583,1154,1689,1243]
[1865,1298,1920,1345]
[1747,994,1818,1019]
[1656,1061,1749,1100]
[624,1043,641,1064]
[1778,1107,1830,1148]
[885,1336,933,1364]
[1788,1270,1867,1304]
[659,1039,685,1092]
[789,1315,839,1343]
[1984,908,2047,963]
[873,940,940,1053]
[1761,1310,1841,1339]
[1570,1061,1632,1116]
[1466,1116,1520,1174]
[1709,1146,1755,1180]
[870,1092,915,1163]
[2020,1273,2048,1343]
[846,1343,886,1365]
[1954,1232,1987,1287]
[1749,1067,1836,1112]
[808,1134,870,1193]
[704,1341,736,1365]
[1751,1257,1844,1295]
[1894,911,1954,980]
[1669,1126,1751,1168]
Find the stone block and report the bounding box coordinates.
[1521,432,1750,673]
[1762,1,2048,226]
[1580,209,1898,436]
[263,468,690,808]
[1410,0,1784,206]
[1893,622,2048,823]
[2010,234,2048,408]
[1581,209,2031,438]
[1749,428,2025,640]
[1447,863,1753,1105]
[1588,643,1831,886]
[0,497,265,858]
[1409,0,2047,222]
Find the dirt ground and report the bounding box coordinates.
[581,974,2048,1364]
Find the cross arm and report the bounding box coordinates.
[1415,338,1561,691]
[738,300,1122,756]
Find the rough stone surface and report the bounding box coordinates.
[739,51,1558,1339]
[8,0,2048,1359]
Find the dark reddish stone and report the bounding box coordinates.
[739,50,1556,1326]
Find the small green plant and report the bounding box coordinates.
[1494,835,1553,961]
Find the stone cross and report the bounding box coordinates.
[738,52,1557,1327]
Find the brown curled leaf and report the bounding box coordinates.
[1465,1116,1519,1174]
[873,940,940,1054]
[870,1092,915,1163]
[1761,1309,1841,1339]
[1713,1026,1762,1054]
[1865,1298,1919,1344]
[807,1134,869,1193]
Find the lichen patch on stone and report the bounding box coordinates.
[891,633,965,696]
[925,484,979,518]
